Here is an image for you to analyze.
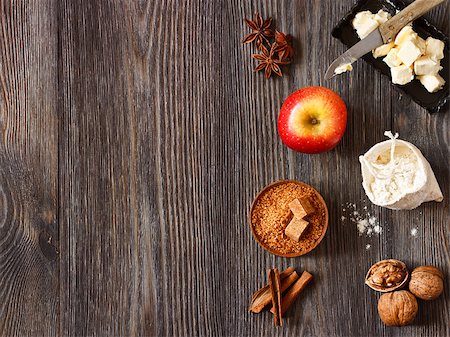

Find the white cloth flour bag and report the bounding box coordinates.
[359,131,443,210]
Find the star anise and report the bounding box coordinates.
[252,43,290,79]
[273,31,294,61]
[242,12,274,47]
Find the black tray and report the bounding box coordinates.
[331,0,449,113]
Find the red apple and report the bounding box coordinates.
[278,86,347,154]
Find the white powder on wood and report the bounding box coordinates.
[341,203,383,237]
[373,225,382,234]
[357,219,369,234]
[410,228,418,237]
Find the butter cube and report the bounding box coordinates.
[397,40,421,66]
[390,65,414,85]
[394,25,417,46]
[334,63,353,74]
[425,37,444,61]
[373,42,394,58]
[383,48,402,68]
[414,56,441,75]
[374,10,391,25]
[352,11,373,30]
[415,36,426,54]
[352,11,379,39]
[418,74,446,92]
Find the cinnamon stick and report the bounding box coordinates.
[249,267,296,313]
[268,268,282,326]
[270,270,313,315]
[279,271,300,292]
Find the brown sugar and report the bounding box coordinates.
[250,181,328,256]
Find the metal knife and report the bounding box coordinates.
[325,0,445,80]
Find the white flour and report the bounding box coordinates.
[341,202,383,237]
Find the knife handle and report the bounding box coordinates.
[379,0,445,43]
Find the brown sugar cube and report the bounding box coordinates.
[289,197,315,219]
[285,217,309,242]
[288,199,307,219]
[299,196,315,215]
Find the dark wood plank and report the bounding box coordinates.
[0,0,59,336]
[58,1,164,336]
[58,0,238,335]
[388,3,449,336]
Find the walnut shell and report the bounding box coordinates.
[378,290,418,326]
[409,266,444,300]
[365,259,408,292]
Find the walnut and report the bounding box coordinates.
[409,266,444,300]
[377,290,418,326]
[365,259,408,292]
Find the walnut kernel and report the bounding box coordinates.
[365,259,408,292]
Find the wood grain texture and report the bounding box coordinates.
[0,0,449,336]
[0,0,59,336]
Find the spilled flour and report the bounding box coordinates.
[341,202,383,237]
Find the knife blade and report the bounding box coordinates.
[324,29,383,80]
[325,0,445,80]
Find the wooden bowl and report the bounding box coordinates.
[249,180,329,257]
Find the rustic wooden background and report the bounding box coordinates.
[0,0,448,336]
